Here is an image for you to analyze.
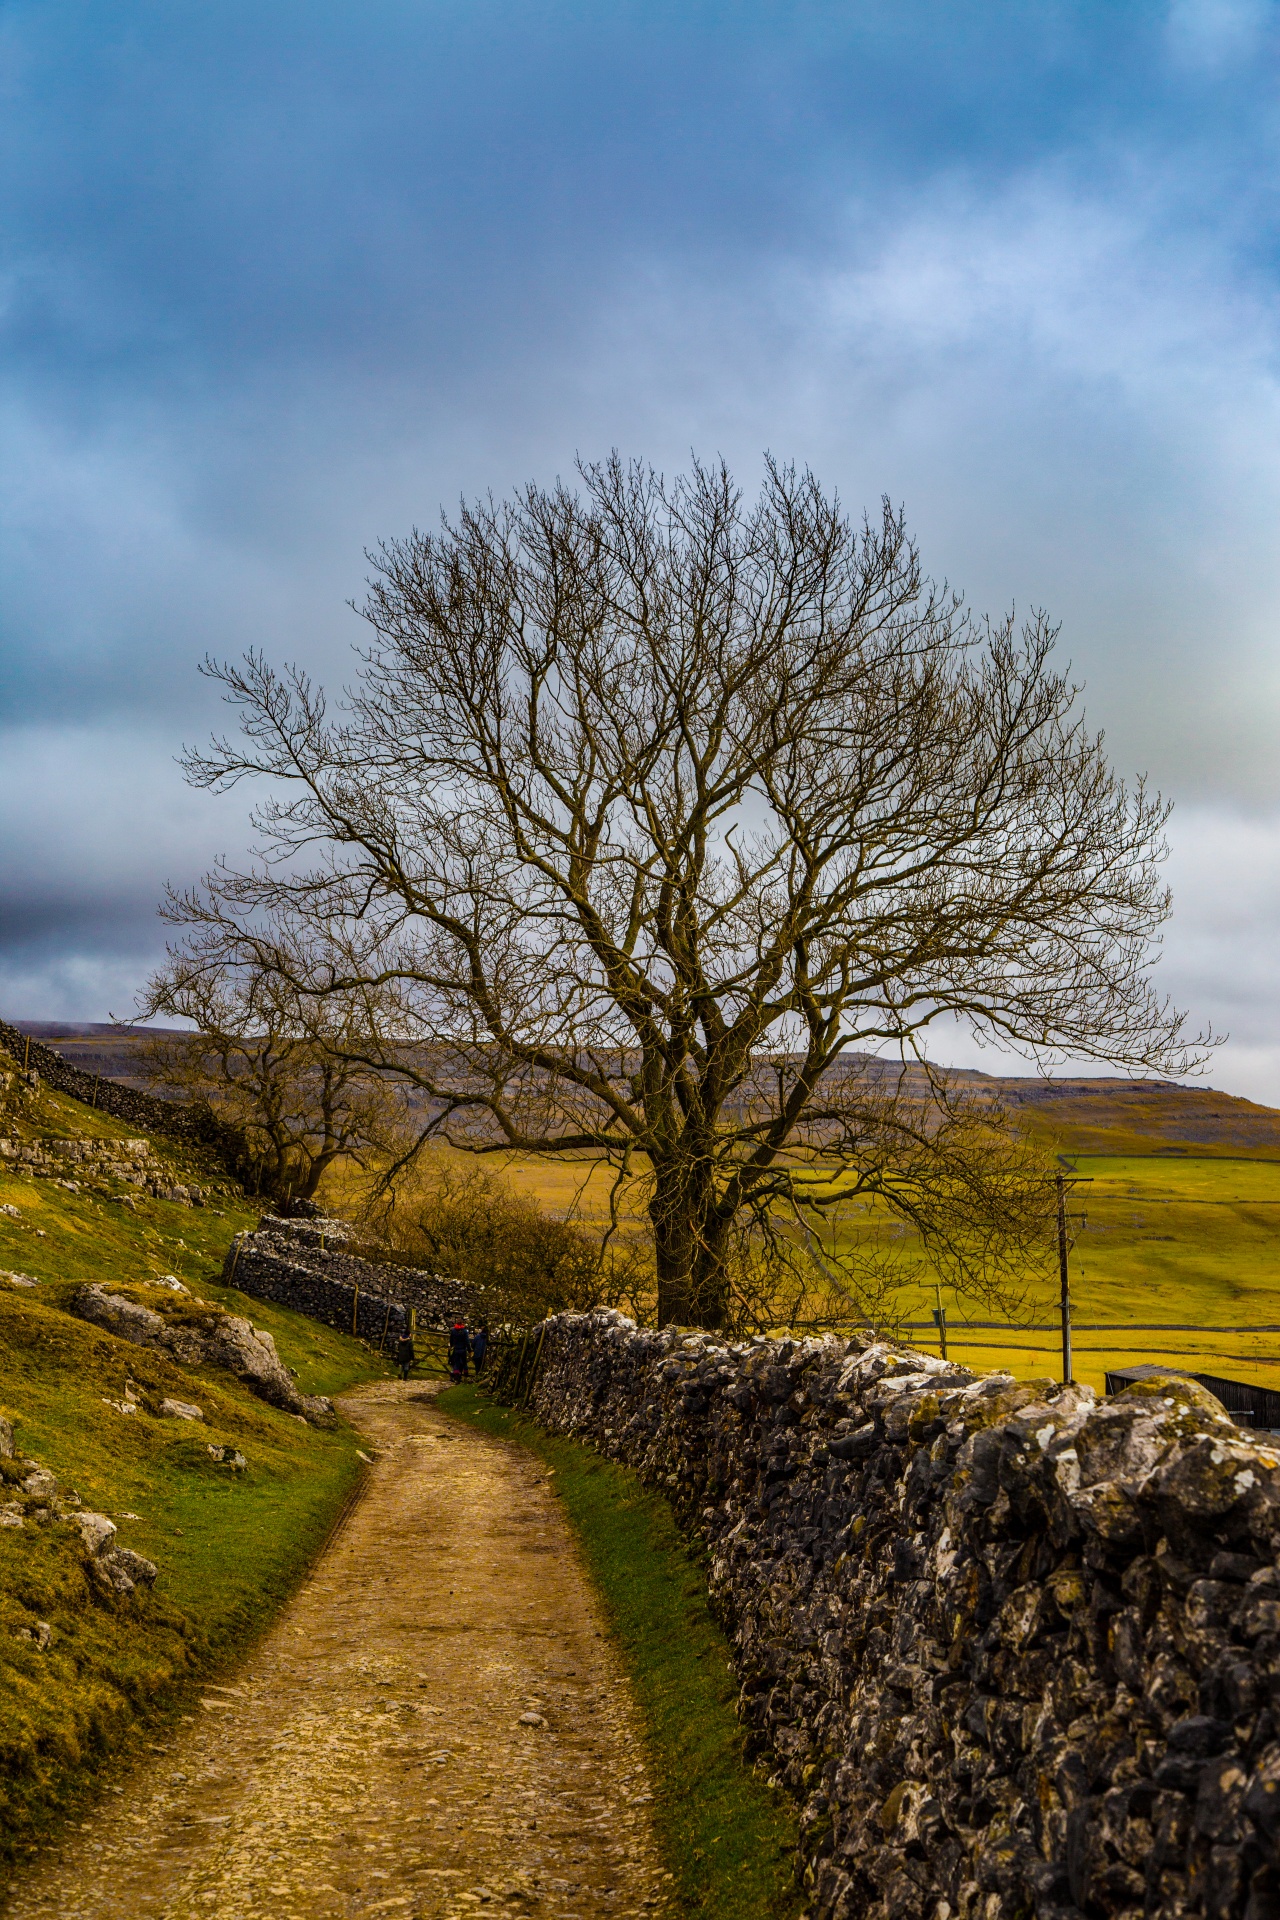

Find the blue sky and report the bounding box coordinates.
[3,1,1280,1094]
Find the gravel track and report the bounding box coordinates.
[4,1380,669,1920]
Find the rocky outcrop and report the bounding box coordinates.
[71,1509,158,1594]
[224,1213,473,1342]
[496,1311,1280,1920]
[1,1441,157,1597]
[0,1134,206,1205]
[68,1283,336,1426]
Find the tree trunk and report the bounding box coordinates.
[651,1157,729,1329]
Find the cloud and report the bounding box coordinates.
[3,3,1280,1098]
[0,722,253,1018]
[1166,0,1270,68]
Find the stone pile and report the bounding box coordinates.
[0,1133,206,1206]
[495,1310,1280,1920]
[0,1413,157,1599]
[69,1280,336,1425]
[224,1213,474,1342]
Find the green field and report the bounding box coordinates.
[327,1132,1280,1398]
[894,1153,1280,1394]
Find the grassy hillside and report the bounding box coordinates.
[0,1069,389,1880]
[1005,1076,1280,1158]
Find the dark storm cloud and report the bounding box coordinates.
[2,1,1279,1089]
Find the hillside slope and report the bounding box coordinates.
[18,1021,1280,1161]
[0,1061,388,1881]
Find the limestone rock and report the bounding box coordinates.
[68,1283,335,1425]
[159,1397,204,1421]
[71,1285,167,1348]
[106,1546,158,1589]
[74,1510,117,1556]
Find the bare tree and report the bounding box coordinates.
[178,455,1205,1325]
[139,923,407,1202]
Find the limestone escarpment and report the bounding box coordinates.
[497,1311,1280,1920]
[0,1134,206,1206]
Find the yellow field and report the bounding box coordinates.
[879,1153,1280,1395]
[323,1139,1280,1399]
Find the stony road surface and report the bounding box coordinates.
[4,1381,670,1920]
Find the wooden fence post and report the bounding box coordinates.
[520,1325,548,1408]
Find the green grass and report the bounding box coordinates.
[870,1153,1280,1394]
[0,1077,391,1879]
[441,1386,804,1920]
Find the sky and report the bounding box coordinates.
[2,1,1279,1097]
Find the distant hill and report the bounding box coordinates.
[992,1076,1280,1158]
[12,1021,1280,1159]
[9,1022,188,1099]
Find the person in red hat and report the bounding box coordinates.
[447,1322,470,1383]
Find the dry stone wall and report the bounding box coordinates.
[0,1019,247,1174]
[495,1309,1280,1920]
[223,1214,473,1344]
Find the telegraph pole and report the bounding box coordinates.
[1057,1172,1073,1386]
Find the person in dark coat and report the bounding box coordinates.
[471,1324,489,1374]
[447,1322,470,1383]
[394,1328,416,1380]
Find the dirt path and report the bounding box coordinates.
[4,1381,670,1920]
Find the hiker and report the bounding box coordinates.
[394,1327,416,1380]
[471,1323,489,1374]
[447,1321,470,1383]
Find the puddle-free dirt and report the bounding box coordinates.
[4,1381,669,1920]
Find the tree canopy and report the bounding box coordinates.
[174,455,1203,1325]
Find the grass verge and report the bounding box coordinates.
[440,1385,803,1920]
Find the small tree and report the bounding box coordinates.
[365,1161,648,1326]
[140,926,406,1202]
[179,455,1205,1325]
